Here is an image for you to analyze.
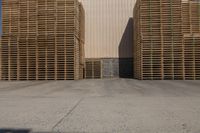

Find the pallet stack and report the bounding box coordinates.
[134,0,200,80]
[79,3,85,79]
[85,59,102,79]
[0,37,1,80]
[183,34,200,80]
[182,0,200,80]
[0,0,85,80]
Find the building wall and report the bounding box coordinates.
[79,0,136,58]
[102,58,133,78]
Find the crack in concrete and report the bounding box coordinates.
[51,97,84,131]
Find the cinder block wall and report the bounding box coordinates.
[102,58,133,78]
[85,58,133,79]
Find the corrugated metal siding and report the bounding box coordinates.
[79,0,136,58]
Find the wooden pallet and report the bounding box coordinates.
[183,34,200,80]
[0,37,1,80]
[85,59,102,79]
[182,1,200,34]
[79,3,85,79]
[1,0,85,80]
[134,0,200,80]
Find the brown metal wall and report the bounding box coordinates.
[79,0,136,58]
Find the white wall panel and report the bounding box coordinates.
[79,0,136,58]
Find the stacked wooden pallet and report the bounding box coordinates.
[134,0,200,80]
[0,37,1,80]
[183,34,200,80]
[0,0,85,80]
[79,3,85,79]
[182,0,200,80]
[133,1,142,79]
[85,59,102,79]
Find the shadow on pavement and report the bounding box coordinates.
[0,129,31,133]
[0,128,85,133]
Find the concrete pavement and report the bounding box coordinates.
[0,79,200,133]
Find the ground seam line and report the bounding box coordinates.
[51,97,84,131]
[2,81,50,91]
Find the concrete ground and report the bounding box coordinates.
[0,79,200,133]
